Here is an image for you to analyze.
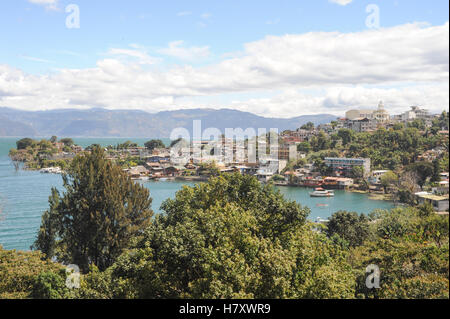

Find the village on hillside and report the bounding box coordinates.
[9,103,450,212]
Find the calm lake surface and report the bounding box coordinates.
[0,137,395,251]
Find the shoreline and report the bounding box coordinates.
[273,182,395,203]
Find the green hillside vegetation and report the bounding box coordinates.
[1,147,447,299]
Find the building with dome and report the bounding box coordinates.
[372,101,390,123]
[343,101,391,132]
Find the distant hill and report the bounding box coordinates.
[0,107,338,138]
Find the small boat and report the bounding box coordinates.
[40,167,62,174]
[158,177,168,182]
[316,217,330,223]
[309,188,334,197]
[316,203,329,207]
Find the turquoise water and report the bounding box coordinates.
[0,137,394,251]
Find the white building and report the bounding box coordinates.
[392,106,432,123]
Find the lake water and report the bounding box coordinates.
[0,137,395,251]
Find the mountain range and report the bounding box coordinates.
[0,107,338,138]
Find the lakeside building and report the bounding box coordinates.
[322,177,354,189]
[368,170,390,184]
[324,157,371,177]
[415,192,449,212]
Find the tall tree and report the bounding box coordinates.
[406,161,434,189]
[32,188,60,258]
[95,173,355,299]
[337,128,354,146]
[300,122,315,131]
[326,211,370,247]
[16,138,34,150]
[380,171,398,193]
[33,146,153,272]
[60,138,74,146]
[144,139,165,151]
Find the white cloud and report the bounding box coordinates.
[0,22,448,117]
[201,13,212,19]
[158,41,211,61]
[329,0,353,6]
[228,84,449,117]
[28,0,59,11]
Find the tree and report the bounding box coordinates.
[431,158,441,183]
[380,171,398,193]
[396,171,420,205]
[311,131,330,151]
[31,271,68,299]
[16,138,34,150]
[50,136,58,143]
[32,188,60,258]
[406,161,434,189]
[351,206,449,299]
[330,121,338,130]
[326,211,370,247]
[60,138,74,147]
[0,246,65,299]
[144,139,165,151]
[116,141,138,150]
[337,129,354,146]
[351,166,364,179]
[33,146,153,272]
[407,119,426,130]
[297,141,311,153]
[170,137,189,148]
[300,122,315,131]
[93,173,355,299]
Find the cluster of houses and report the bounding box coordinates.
[415,172,449,212]
[35,103,448,212]
[282,103,446,137]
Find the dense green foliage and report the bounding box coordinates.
[32,146,154,272]
[60,138,74,146]
[71,174,356,299]
[326,211,370,247]
[144,139,166,150]
[3,121,448,299]
[16,138,35,150]
[349,206,449,299]
[0,246,66,299]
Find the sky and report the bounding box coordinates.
[0,0,448,118]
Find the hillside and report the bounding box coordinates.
[0,107,337,138]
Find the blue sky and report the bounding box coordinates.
[0,0,448,117]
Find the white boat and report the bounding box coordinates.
[158,177,168,182]
[309,188,334,197]
[40,167,62,174]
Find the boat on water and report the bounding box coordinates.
[316,217,330,223]
[40,167,63,174]
[309,188,334,197]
